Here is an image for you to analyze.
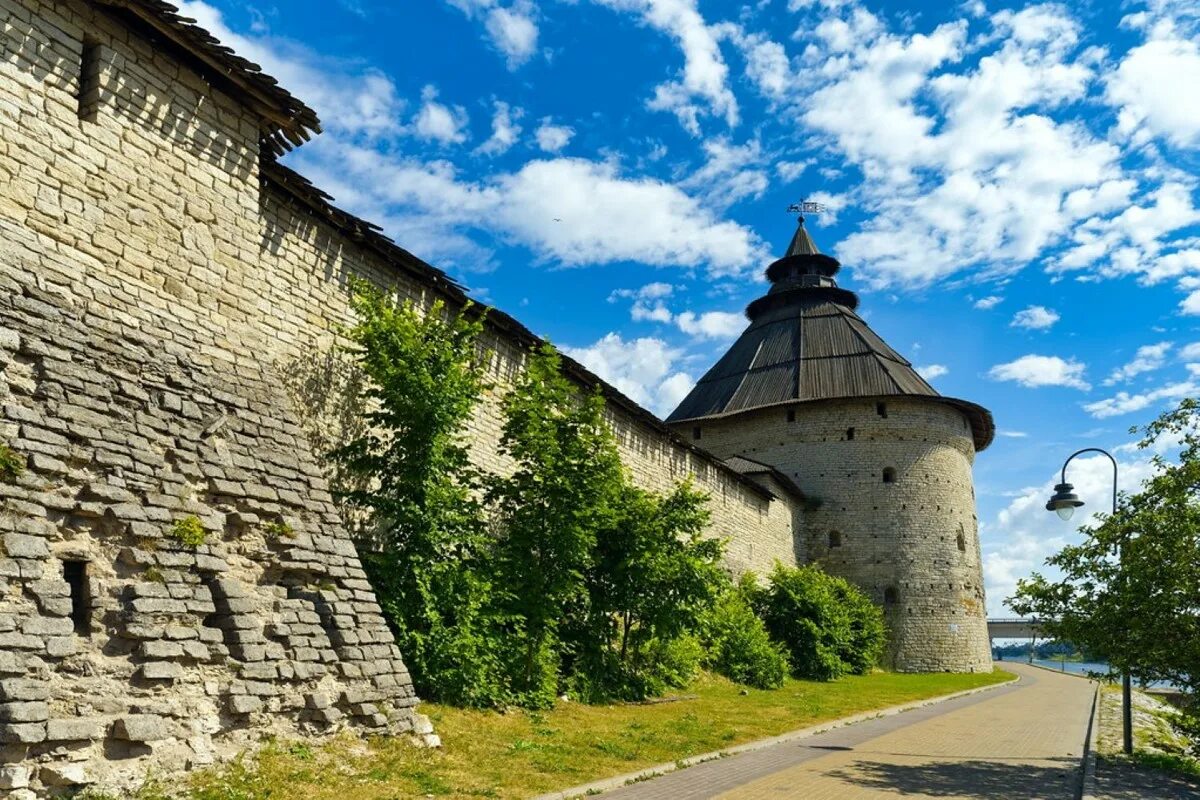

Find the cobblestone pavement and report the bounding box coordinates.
[602,663,1094,800]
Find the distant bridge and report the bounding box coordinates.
[987,617,1046,639]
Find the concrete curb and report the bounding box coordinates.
[532,671,1022,800]
[1079,683,1102,800]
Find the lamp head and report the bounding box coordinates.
[1046,482,1084,521]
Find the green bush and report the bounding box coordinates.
[701,579,788,690]
[756,563,885,680]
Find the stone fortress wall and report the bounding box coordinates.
[682,398,992,673]
[0,0,798,793]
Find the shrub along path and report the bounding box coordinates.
[146,669,1011,800]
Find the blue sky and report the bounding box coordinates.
[182,0,1199,614]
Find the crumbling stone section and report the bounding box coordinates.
[0,284,431,796]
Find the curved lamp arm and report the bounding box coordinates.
[1060,447,1118,515]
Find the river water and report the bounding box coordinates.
[1016,658,1179,689]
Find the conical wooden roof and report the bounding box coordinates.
[666,220,994,451]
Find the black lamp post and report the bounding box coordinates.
[1045,447,1133,756]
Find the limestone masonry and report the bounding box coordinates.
[0,0,991,794]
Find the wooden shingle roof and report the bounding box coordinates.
[93,0,321,155]
[666,221,995,452]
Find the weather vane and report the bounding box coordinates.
[787,199,826,223]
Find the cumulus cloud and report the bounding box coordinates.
[477,101,523,155]
[681,138,770,210]
[1106,25,1200,148]
[916,364,949,380]
[534,119,576,152]
[413,85,470,144]
[1083,380,1199,418]
[973,295,1004,310]
[1010,305,1060,331]
[444,0,540,68]
[674,310,745,339]
[562,333,694,416]
[788,3,1132,289]
[592,0,739,134]
[1105,341,1172,385]
[988,355,1090,390]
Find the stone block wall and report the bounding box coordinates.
[683,398,992,673]
[0,0,798,793]
[0,0,432,794]
[255,187,800,578]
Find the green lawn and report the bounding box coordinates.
[139,669,1013,800]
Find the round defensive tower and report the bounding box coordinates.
[666,218,995,673]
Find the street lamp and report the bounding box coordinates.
[1046,447,1132,756]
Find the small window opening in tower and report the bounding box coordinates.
[876,402,888,418]
[884,586,898,604]
[882,467,896,484]
[63,560,90,635]
[78,37,102,122]
[957,524,967,552]
[786,409,796,422]
[692,426,701,440]
[828,530,842,548]
[846,427,855,440]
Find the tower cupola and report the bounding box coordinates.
[666,215,994,453]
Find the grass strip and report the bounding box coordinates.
[136,669,1013,800]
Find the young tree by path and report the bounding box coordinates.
[1011,398,1200,744]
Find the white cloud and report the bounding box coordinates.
[486,2,540,68]
[988,355,1090,390]
[443,0,540,68]
[1179,342,1200,361]
[916,364,949,380]
[1106,27,1200,148]
[534,119,576,152]
[674,310,745,339]
[1181,290,1200,316]
[789,4,1130,290]
[178,1,408,139]
[562,333,693,417]
[681,138,769,209]
[413,85,469,144]
[477,101,523,155]
[493,158,766,273]
[997,430,1028,438]
[1105,341,1173,385]
[973,295,1004,310]
[1083,380,1198,418]
[592,0,738,134]
[609,282,676,302]
[1009,305,1060,330]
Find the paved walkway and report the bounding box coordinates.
[602,663,1095,800]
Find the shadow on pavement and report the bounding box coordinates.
[1095,757,1200,800]
[828,757,1080,799]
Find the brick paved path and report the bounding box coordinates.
[602,663,1094,800]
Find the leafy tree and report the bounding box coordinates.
[489,343,625,706]
[1011,398,1200,736]
[700,574,789,689]
[755,563,885,680]
[570,480,726,701]
[332,285,504,706]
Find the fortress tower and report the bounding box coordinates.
[666,218,995,673]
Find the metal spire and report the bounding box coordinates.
[785,200,826,256]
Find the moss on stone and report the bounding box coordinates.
[169,515,207,548]
[0,441,24,483]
